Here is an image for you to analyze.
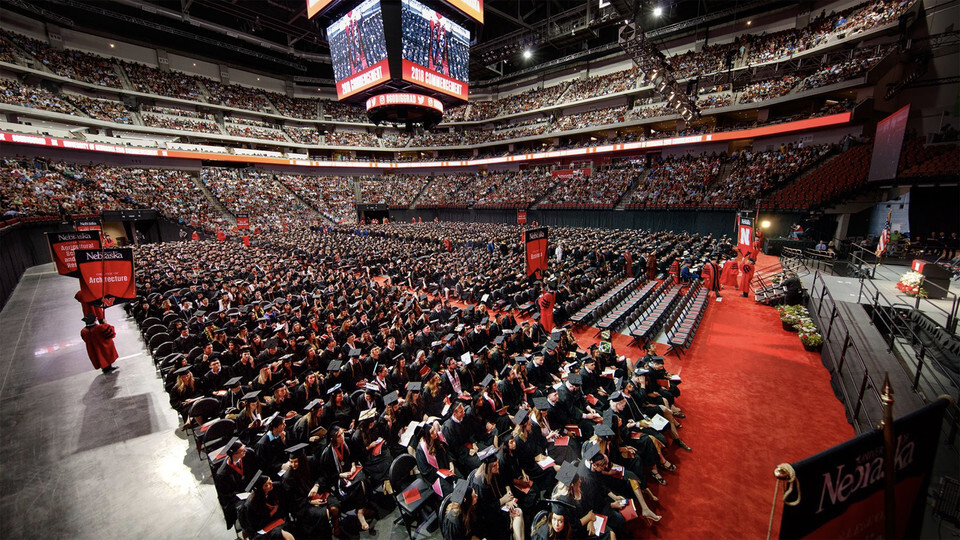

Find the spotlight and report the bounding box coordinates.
[761,220,771,228]
[653,6,663,17]
[523,49,532,59]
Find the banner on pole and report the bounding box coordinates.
[524,227,548,278]
[75,248,137,307]
[737,216,754,258]
[517,210,527,225]
[236,213,250,230]
[779,398,949,539]
[47,231,102,277]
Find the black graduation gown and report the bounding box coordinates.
[318,443,367,511]
[280,456,333,538]
[440,508,469,540]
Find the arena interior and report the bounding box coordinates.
[0,0,958,538]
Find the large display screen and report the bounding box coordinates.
[306,0,336,19]
[401,0,470,100]
[328,0,390,99]
[868,104,910,182]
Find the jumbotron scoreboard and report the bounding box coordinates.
[309,0,481,127]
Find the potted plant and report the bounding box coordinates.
[800,332,823,352]
[779,305,807,331]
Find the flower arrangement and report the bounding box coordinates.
[777,304,822,351]
[800,332,823,347]
[896,271,928,298]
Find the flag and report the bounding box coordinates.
[875,210,891,258]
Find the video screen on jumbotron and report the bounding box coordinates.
[401,0,470,100]
[328,0,390,99]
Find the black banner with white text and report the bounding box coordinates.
[75,248,137,308]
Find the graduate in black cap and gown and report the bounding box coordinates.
[280,443,338,539]
[238,471,293,540]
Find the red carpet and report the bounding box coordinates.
[569,254,855,539]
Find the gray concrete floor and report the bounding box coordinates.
[0,264,230,540]
[0,263,435,540]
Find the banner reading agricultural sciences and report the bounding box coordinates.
[75,248,137,307]
[47,231,102,277]
[779,398,949,539]
[524,227,549,278]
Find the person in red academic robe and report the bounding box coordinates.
[75,290,105,323]
[538,284,556,333]
[624,250,633,278]
[102,234,116,248]
[721,258,739,287]
[752,230,765,260]
[242,234,250,247]
[701,256,722,300]
[646,252,657,280]
[668,259,680,284]
[217,230,226,242]
[738,258,756,298]
[80,315,119,373]
[191,231,200,241]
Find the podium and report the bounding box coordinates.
[911,260,952,299]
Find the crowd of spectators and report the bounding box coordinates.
[66,94,133,124]
[276,174,357,224]
[326,130,379,147]
[1,30,122,88]
[141,105,213,120]
[415,173,483,207]
[540,160,641,208]
[284,125,322,145]
[556,106,628,131]
[474,169,557,208]
[465,82,571,121]
[225,124,289,142]
[0,78,76,115]
[322,100,367,123]
[720,143,832,205]
[201,168,316,230]
[272,95,319,119]
[142,112,223,134]
[121,60,206,101]
[668,40,743,80]
[359,175,430,207]
[205,80,274,112]
[561,69,639,103]
[697,93,733,110]
[794,45,891,92]
[737,75,799,104]
[626,153,725,207]
[226,116,273,128]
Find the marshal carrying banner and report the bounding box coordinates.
[779,398,949,539]
[47,231,102,277]
[524,227,548,278]
[75,248,137,307]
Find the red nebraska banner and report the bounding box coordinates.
[551,168,592,179]
[737,217,754,258]
[75,248,137,307]
[524,227,548,278]
[336,59,391,99]
[401,59,468,101]
[47,231,102,277]
[236,213,250,230]
[75,218,102,232]
[517,210,527,225]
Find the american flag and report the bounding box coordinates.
[876,210,891,258]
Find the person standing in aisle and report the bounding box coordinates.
[80,314,119,374]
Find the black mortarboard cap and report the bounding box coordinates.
[348,348,361,358]
[450,480,471,504]
[406,382,421,393]
[226,437,243,454]
[285,442,309,456]
[326,383,342,395]
[480,374,495,387]
[555,461,579,487]
[241,390,261,402]
[174,366,192,375]
[224,376,242,388]
[245,470,266,492]
[608,391,624,403]
[512,408,529,425]
[326,360,342,372]
[567,373,582,386]
[533,397,550,410]
[499,365,512,378]
[594,424,615,438]
[383,391,399,406]
[583,444,603,462]
[303,398,322,411]
[477,444,498,464]
[493,335,506,345]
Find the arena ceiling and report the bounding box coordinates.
[4,0,786,86]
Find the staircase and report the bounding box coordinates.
[409,176,438,209]
[273,175,336,225]
[114,62,135,90]
[193,172,236,224]
[614,168,649,210]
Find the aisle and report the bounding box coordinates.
[570,254,854,539]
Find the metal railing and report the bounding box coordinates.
[809,271,884,432]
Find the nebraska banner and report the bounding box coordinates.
[517,210,527,225]
[550,168,592,179]
[524,227,549,278]
[737,216,754,258]
[75,248,137,307]
[779,398,949,539]
[47,231,102,277]
[75,218,102,232]
[236,213,250,230]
